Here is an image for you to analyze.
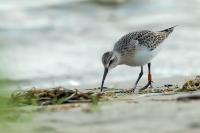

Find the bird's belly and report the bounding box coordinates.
[125,49,159,66]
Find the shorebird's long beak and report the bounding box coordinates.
[101,68,108,92]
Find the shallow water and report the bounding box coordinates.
[0,0,200,89]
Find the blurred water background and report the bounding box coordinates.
[0,0,200,89]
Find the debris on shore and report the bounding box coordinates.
[177,76,200,92]
[10,86,176,107]
[11,87,103,106]
[11,86,135,107]
[10,76,200,108]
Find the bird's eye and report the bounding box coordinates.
[109,60,114,66]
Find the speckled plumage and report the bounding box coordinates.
[114,27,174,55]
[111,26,175,66]
[100,26,175,91]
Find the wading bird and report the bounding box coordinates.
[101,26,175,92]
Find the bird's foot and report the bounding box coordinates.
[132,85,137,92]
[138,81,153,92]
[149,81,154,88]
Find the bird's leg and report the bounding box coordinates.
[132,66,143,91]
[148,72,153,88]
[139,63,153,91]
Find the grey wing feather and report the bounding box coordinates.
[114,30,168,54]
[114,30,151,54]
[114,38,138,54]
[137,31,167,50]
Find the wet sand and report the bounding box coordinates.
[5,76,200,133]
[33,92,200,133]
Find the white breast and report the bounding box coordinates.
[124,45,162,66]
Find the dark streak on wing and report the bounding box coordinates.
[137,31,167,51]
[114,29,170,54]
[114,30,150,55]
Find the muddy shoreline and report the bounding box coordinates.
[1,75,200,133]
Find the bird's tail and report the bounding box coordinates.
[160,25,178,34]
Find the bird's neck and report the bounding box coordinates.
[114,51,123,65]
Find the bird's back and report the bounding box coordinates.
[113,27,175,66]
[114,27,174,55]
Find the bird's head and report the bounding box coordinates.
[100,51,119,91]
[102,51,119,70]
